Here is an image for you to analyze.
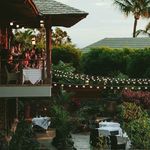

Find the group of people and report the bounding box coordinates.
[6,44,45,72]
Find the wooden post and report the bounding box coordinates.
[16,98,18,118]
[45,17,52,85]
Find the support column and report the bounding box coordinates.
[16,98,18,118]
[45,17,52,85]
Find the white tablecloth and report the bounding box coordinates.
[32,117,51,130]
[98,121,131,149]
[23,68,42,84]
[98,122,122,136]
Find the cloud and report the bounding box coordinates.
[95,2,107,6]
[95,1,110,7]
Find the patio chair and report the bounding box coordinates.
[5,66,19,84]
[90,128,99,147]
[109,135,126,150]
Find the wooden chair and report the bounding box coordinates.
[5,66,19,84]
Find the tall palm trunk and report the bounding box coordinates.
[133,17,138,37]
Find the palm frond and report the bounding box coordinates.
[135,29,150,37]
[146,22,150,31]
[113,0,133,16]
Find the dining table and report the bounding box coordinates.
[97,121,131,149]
[32,116,51,130]
[22,68,42,84]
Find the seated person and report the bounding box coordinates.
[6,55,19,72]
[22,50,30,68]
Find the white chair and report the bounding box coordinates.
[5,66,19,84]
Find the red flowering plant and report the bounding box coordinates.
[122,89,150,109]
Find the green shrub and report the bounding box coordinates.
[9,120,40,150]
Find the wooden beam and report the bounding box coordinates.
[45,17,52,85]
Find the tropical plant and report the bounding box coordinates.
[13,27,73,49]
[12,29,35,49]
[80,47,127,76]
[118,102,150,149]
[52,45,81,68]
[113,0,150,37]
[136,21,150,36]
[52,27,72,46]
[127,116,150,149]
[50,91,76,150]
[36,28,46,49]
[122,89,150,109]
[9,120,40,150]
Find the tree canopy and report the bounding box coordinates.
[113,0,150,37]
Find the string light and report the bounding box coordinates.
[40,20,44,27]
[82,85,85,88]
[53,69,150,90]
[54,83,57,86]
[16,24,19,28]
[10,22,13,26]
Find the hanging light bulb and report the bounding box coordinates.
[104,86,107,89]
[145,87,148,90]
[16,24,19,28]
[10,22,13,26]
[40,20,44,27]
[54,83,57,86]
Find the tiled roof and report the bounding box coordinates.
[83,38,150,52]
[33,0,87,15]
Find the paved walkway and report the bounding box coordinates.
[72,133,90,150]
[37,131,91,150]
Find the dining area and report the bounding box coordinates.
[90,121,131,150]
[3,45,46,85]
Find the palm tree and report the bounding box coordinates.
[13,29,35,49]
[113,0,150,37]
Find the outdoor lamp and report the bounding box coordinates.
[31,37,36,45]
[40,20,44,27]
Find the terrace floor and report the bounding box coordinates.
[36,130,90,150]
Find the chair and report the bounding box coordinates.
[90,128,99,147]
[5,66,19,84]
[109,136,126,150]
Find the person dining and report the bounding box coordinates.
[22,49,31,69]
[6,54,19,72]
[30,47,38,68]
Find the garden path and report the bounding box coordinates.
[37,131,90,150]
[72,132,90,150]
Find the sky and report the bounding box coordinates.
[55,0,149,48]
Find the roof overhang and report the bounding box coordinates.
[0,0,88,28]
[0,0,38,27]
